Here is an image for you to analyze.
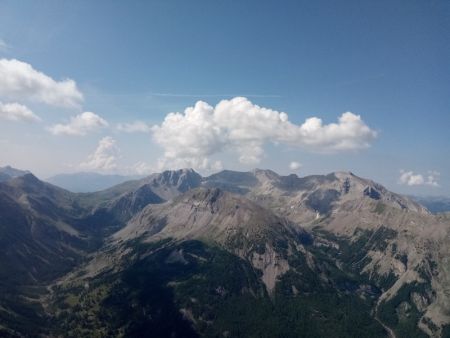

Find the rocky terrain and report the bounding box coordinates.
[0,166,449,337]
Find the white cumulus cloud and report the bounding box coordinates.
[79,136,119,172]
[290,112,377,151]
[48,112,108,136]
[399,170,440,187]
[152,97,377,170]
[289,161,302,171]
[152,100,226,170]
[0,58,83,107]
[0,101,41,122]
[116,121,152,133]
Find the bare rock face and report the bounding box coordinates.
[251,244,290,292]
[116,187,293,243]
[114,187,305,293]
[203,169,429,228]
[148,168,202,200]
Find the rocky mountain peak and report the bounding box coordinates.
[0,165,30,175]
[333,170,355,178]
[151,168,202,193]
[252,168,280,181]
[328,171,428,213]
[5,173,45,193]
[0,165,31,182]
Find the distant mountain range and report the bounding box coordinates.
[0,166,449,337]
[410,195,450,214]
[46,172,144,192]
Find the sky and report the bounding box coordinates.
[0,0,449,196]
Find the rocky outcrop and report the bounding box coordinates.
[251,244,289,292]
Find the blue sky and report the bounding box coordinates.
[0,0,448,196]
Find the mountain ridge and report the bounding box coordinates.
[0,165,30,182]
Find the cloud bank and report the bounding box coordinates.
[79,136,119,171]
[152,97,377,170]
[48,112,108,136]
[399,170,439,187]
[0,101,41,122]
[0,58,83,107]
